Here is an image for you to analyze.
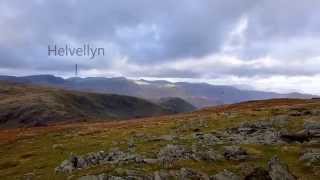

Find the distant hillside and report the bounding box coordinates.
[0,75,317,108]
[0,81,174,128]
[157,97,196,113]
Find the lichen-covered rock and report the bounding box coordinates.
[223,146,248,161]
[179,168,209,180]
[299,149,320,166]
[55,150,143,173]
[78,174,125,180]
[210,170,241,180]
[191,146,224,162]
[268,156,296,180]
[154,168,209,180]
[158,145,193,167]
[225,121,283,145]
[304,122,320,137]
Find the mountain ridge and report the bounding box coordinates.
[0,74,316,108]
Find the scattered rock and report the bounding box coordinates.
[154,168,209,180]
[193,132,223,145]
[78,174,124,180]
[190,145,223,162]
[299,149,320,166]
[55,150,143,173]
[245,167,271,180]
[179,168,209,180]
[304,122,320,137]
[158,145,193,167]
[55,155,79,173]
[268,156,296,180]
[211,170,241,180]
[304,122,320,130]
[225,121,282,145]
[223,146,248,161]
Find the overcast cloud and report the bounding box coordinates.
[0,0,320,94]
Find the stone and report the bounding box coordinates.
[211,170,241,180]
[225,121,282,145]
[268,156,296,180]
[78,174,124,180]
[55,155,79,173]
[193,149,224,162]
[304,122,320,137]
[244,167,271,180]
[223,146,248,161]
[154,168,209,180]
[55,150,143,173]
[158,144,193,165]
[179,168,209,180]
[299,149,320,166]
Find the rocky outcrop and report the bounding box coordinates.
[78,174,125,180]
[304,122,320,138]
[299,149,320,166]
[157,145,193,167]
[210,170,241,180]
[223,146,249,161]
[55,150,143,173]
[226,122,283,145]
[74,155,298,180]
[268,156,296,180]
[279,121,320,143]
[157,144,224,167]
[78,168,209,180]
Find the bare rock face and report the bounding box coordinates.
[268,156,296,180]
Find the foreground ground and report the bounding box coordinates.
[0,99,319,179]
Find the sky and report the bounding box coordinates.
[0,0,320,95]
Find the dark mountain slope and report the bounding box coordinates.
[158,97,196,113]
[0,81,173,128]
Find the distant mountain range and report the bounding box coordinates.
[0,81,196,128]
[0,75,316,108]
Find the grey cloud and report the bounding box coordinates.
[0,0,319,80]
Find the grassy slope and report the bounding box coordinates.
[0,81,172,128]
[0,99,319,179]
